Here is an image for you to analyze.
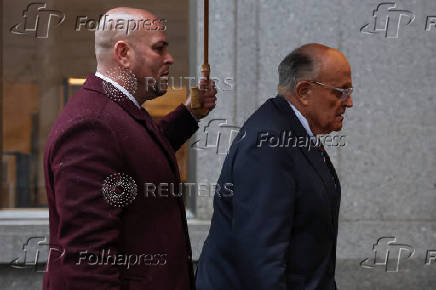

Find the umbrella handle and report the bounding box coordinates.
[190,65,210,117]
[190,0,211,117]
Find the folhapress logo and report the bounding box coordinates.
[360,237,415,272]
[10,3,65,39]
[9,236,65,272]
[191,119,246,155]
[361,2,415,38]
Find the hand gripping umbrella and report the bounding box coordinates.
[190,0,211,118]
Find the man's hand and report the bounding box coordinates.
[185,79,217,120]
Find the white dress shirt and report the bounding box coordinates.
[287,100,315,138]
[95,72,141,108]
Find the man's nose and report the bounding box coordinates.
[345,95,353,107]
[165,51,174,65]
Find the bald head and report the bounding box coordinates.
[278,43,353,135]
[94,7,174,103]
[95,7,165,69]
[277,43,346,96]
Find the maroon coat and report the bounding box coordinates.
[43,74,198,290]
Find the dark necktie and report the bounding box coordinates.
[317,142,341,236]
[317,144,338,189]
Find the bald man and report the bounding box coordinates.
[43,7,216,290]
[196,44,353,290]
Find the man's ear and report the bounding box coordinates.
[114,41,133,69]
[295,81,311,106]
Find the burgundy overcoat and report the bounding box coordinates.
[43,74,198,290]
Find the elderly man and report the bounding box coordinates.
[43,7,216,290]
[196,43,353,290]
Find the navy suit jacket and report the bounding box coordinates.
[43,74,198,290]
[196,95,341,290]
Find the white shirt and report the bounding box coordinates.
[287,100,315,138]
[95,72,141,108]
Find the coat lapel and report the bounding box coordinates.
[83,74,180,179]
[273,96,338,227]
